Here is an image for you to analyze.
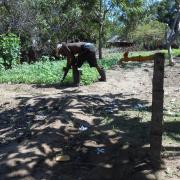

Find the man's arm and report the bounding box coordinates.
[61,54,78,82]
[61,62,71,82]
[59,43,78,82]
[60,44,72,82]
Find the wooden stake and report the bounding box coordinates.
[150,53,165,169]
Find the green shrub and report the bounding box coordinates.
[0,55,119,85]
[130,21,166,50]
[0,33,20,69]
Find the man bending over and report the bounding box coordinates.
[56,42,106,82]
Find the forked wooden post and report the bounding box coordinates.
[150,53,165,169]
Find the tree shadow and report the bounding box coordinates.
[164,121,180,142]
[33,83,81,90]
[0,92,179,179]
[119,61,153,70]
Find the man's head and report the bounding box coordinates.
[56,43,71,58]
[56,43,63,57]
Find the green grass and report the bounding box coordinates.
[0,61,63,84]
[110,49,180,59]
[0,56,118,85]
[0,49,179,85]
[162,49,180,58]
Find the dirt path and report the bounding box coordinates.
[0,60,180,180]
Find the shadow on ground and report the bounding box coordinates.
[0,91,179,180]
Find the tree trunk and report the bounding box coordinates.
[98,0,103,59]
[98,23,103,59]
[165,7,180,65]
[167,44,175,66]
[150,53,165,169]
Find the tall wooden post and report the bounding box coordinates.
[150,53,165,169]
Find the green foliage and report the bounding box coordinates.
[0,61,63,84]
[117,0,145,38]
[80,64,98,85]
[0,33,20,69]
[130,21,166,49]
[99,57,119,69]
[157,0,178,29]
[0,55,118,85]
[162,48,180,58]
[0,49,179,85]
[0,0,150,54]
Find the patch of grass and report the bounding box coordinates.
[0,61,63,84]
[162,48,180,58]
[127,51,155,57]
[109,49,180,60]
[0,55,118,85]
[132,49,180,57]
[80,64,98,85]
[99,57,119,69]
[0,49,179,85]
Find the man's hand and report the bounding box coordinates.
[61,65,71,82]
[63,67,68,72]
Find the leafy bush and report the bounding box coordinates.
[0,54,119,85]
[130,21,166,50]
[80,64,98,85]
[0,33,20,69]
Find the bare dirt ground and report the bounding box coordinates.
[0,58,179,180]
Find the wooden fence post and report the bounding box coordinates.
[150,53,165,169]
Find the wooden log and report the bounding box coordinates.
[150,53,165,169]
[123,55,154,62]
[121,51,154,62]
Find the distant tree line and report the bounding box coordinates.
[0,0,179,63]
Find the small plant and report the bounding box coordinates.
[0,33,20,69]
[80,64,98,85]
[39,55,51,62]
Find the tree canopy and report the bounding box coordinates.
[0,0,179,57]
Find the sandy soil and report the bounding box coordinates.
[0,58,179,180]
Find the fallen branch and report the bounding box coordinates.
[120,51,154,62]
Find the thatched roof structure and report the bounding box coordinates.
[107,35,134,47]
